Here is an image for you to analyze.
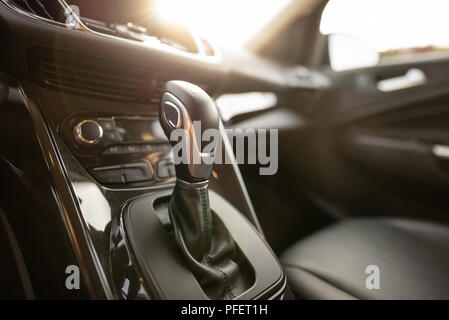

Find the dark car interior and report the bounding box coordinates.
[1,0,449,300]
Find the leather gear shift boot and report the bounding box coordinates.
[168,179,252,300]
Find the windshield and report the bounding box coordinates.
[155,0,291,46]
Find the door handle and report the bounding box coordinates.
[377,68,426,92]
[432,145,449,160]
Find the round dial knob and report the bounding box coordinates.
[74,120,103,144]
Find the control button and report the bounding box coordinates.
[90,163,152,184]
[121,145,141,154]
[90,166,125,184]
[102,144,147,155]
[141,144,171,154]
[102,146,122,155]
[141,144,154,153]
[157,160,176,179]
[126,22,147,34]
[74,120,103,145]
[98,119,116,131]
[155,144,171,152]
[104,131,123,142]
[123,162,153,183]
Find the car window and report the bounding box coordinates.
[320,0,449,71]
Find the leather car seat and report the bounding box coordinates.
[281,218,449,299]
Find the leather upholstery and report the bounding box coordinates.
[281,218,449,299]
[169,180,252,299]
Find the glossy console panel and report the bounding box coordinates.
[0,7,288,298]
[117,190,284,300]
[58,111,176,188]
[18,80,283,299]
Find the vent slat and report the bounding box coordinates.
[35,0,54,20]
[43,70,141,92]
[43,63,143,85]
[43,75,140,98]
[43,76,139,97]
[41,63,164,102]
[43,80,139,101]
[9,0,66,23]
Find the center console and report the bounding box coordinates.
[18,47,286,300]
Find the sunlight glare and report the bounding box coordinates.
[321,0,449,51]
[155,0,290,46]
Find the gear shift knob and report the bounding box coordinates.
[160,80,219,182]
[159,82,249,299]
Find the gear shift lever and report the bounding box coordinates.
[159,81,247,299]
[160,80,219,182]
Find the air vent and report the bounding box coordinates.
[29,48,166,104]
[4,0,67,24]
[42,63,164,103]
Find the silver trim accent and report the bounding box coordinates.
[19,84,113,299]
[2,0,60,26]
[162,92,216,180]
[1,0,82,28]
[74,119,103,145]
[432,144,449,159]
[176,179,209,188]
[218,121,263,234]
[162,101,182,129]
[0,207,35,299]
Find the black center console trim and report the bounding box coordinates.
[19,82,113,299]
[21,75,275,299]
[118,189,285,300]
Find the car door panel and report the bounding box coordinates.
[271,57,449,224]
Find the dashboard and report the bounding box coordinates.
[1,0,287,92]
[0,0,292,191]
[0,0,320,300]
